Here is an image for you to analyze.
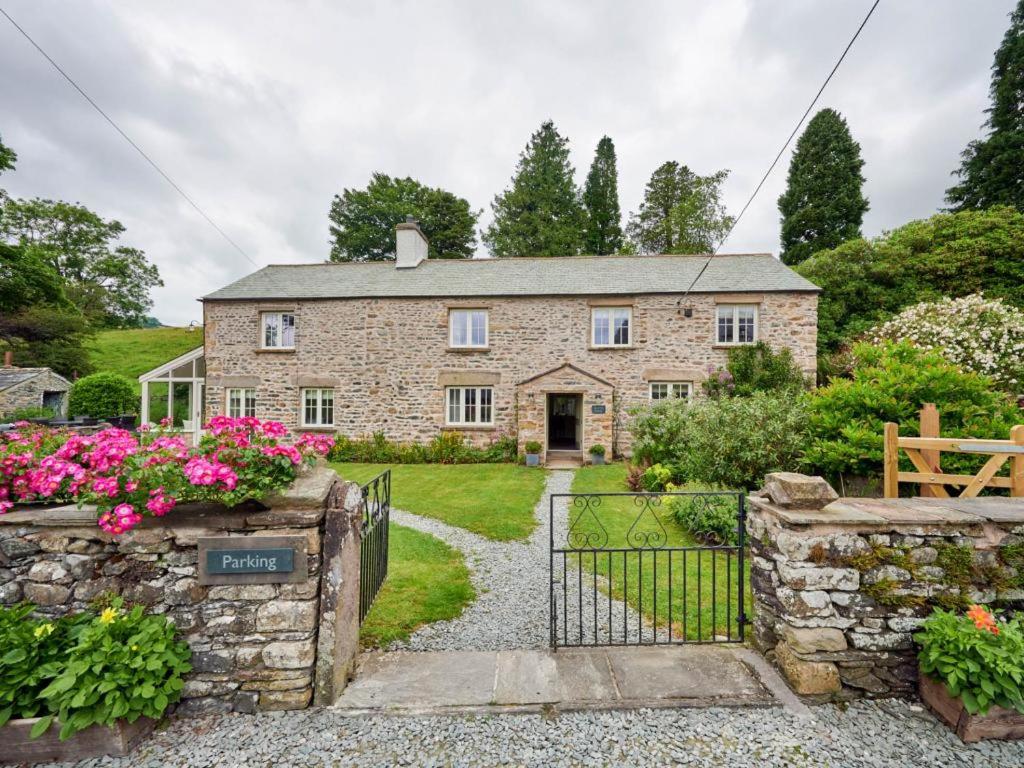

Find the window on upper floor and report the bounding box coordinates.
[649,382,692,401]
[301,388,334,427]
[591,307,631,347]
[449,309,488,348]
[716,304,757,345]
[226,387,257,418]
[446,386,493,426]
[262,312,296,349]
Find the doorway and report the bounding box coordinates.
[547,394,582,451]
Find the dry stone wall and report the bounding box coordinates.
[747,473,1024,700]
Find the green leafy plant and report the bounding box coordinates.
[588,444,606,456]
[641,463,675,492]
[68,372,138,418]
[666,482,738,545]
[327,430,517,464]
[2,405,55,421]
[916,606,1024,716]
[703,342,809,398]
[524,440,542,455]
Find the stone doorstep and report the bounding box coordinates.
[332,646,778,713]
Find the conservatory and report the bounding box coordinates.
[138,346,206,445]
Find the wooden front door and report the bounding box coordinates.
[548,394,581,450]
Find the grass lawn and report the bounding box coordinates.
[87,327,204,391]
[567,463,750,642]
[329,462,546,541]
[359,522,475,648]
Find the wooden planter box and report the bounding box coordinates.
[920,673,1024,743]
[1,716,155,764]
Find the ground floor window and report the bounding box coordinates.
[301,388,334,427]
[446,386,493,425]
[649,381,692,401]
[226,387,256,418]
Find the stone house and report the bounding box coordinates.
[198,221,819,462]
[0,354,71,420]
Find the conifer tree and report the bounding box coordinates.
[778,108,868,265]
[946,0,1024,211]
[483,121,584,257]
[582,136,623,254]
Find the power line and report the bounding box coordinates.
[0,7,259,268]
[678,0,881,304]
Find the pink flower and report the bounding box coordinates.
[98,502,142,534]
[0,500,12,514]
[295,433,334,455]
[146,487,176,517]
[260,421,288,439]
[261,444,302,465]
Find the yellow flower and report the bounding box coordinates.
[33,622,54,639]
[99,607,119,625]
[131,645,138,651]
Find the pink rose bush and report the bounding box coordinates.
[0,417,333,534]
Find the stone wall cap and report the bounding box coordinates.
[749,496,886,526]
[906,496,1024,525]
[262,465,339,509]
[828,498,985,526]
[759,472,839,508]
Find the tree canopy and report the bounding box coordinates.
[483,120,585,257]
[626,161,733,254]
[328,173,478,261]
[778,108,868,265]
[0,134,15,177]
[582,136,623,255]
[946,0,1024,211]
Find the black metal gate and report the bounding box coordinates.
[549,491,747,648]
[359,469,391,623]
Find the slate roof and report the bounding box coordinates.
[203,253,819,301]
[0,368,69,392]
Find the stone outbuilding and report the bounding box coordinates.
[0,355,71,420]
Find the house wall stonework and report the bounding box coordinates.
[203,291,817,453]
[0,369,70,418]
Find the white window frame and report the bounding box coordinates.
[226,387,257,418]
[715,304,758,346]
[261,311,296,349]
[445,386,494,426]
[448,309,489,348]
[649,382,692,401]
[591,307,632,348]
[300,388,334,428]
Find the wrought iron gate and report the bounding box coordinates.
[359,469,391,623]
[549,491,747,648]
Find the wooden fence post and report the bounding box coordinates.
[884,422,900,498]
[1011,424,1024,498]
[919,403,941,497]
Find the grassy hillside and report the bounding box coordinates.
[87,327,204,389]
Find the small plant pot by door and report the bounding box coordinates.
[525,453,540,467]
[590,454,605,466]
[919,672,1024,743]
[2,716,156,764]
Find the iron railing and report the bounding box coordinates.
[359,469,391,623]
[549,491,747,648]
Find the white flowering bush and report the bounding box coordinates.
[866,294,1024,393]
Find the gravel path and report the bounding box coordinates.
[387,469,647,651]
[48,700,1024,768]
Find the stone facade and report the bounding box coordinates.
[0,367,70,419]
[747,473,1024,700]
[0,467,364,714]
[203,291,817,457]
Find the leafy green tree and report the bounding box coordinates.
[0,133,15,177]
[797,206,1024,355]
[0,198,161,327]
[626,162,733,254]
[778,108,868,265]
[946,1,1024,210]
[483,120,584,257]
[582,136,623,254]
[328,173,478,261]
[68,372,138,418]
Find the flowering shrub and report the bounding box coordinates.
[916,605,1024,716]
[866,294,1024,393]
[702,341,809,398]
[0,416,333,534]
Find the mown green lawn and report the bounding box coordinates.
[329,462,546,541]
[568,463,750,642]
[87,327,203,392]
[359,523,474,648]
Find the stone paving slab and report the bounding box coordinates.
[909,496,1024,524]
[334,646,774,713]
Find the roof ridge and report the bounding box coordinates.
[261,252,776,268]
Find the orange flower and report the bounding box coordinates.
[967,604,999,635]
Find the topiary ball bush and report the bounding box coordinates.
[68,372,139,419]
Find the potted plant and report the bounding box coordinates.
[915,605,1024,742]
[524,440,542,467]
[0,598,192,762]
[588,444,606,465]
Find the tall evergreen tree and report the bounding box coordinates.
[582,136,623,254]
[626,161,733,254]
[483,120,584,257]
[946,1,1024,211]
[778,108,868,265]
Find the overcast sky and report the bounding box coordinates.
[0,0,1014,326]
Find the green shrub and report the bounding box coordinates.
[703,341,809,398]
[641,463,675,492]
[3,405,54,421]
[68,372,137,419]
[630,399,693,468]
[916,606,1024,716]
[666,482,739,545]
[802,341,1022,480]
[328,430,517,464]
[524,440,542,454]
[588,444,606,456]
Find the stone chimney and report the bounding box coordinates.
[395,216,428,269]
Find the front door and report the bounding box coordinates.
[547,394,581,450]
